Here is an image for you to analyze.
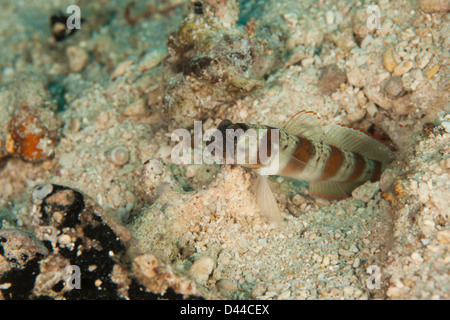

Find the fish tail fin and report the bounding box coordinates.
[253,175,284,226]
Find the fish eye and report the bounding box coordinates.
[218,119,233,131]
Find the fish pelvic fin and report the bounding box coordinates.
[253,174,285,227]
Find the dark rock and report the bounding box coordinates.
[317,64,347,95]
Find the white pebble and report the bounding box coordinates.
[216,279,238,295]
[393,60,414,76]
[325,11,335,25]
[441,121,450,133]
[352,257,361,268]
[343,286,355,296]
[411,252,424,263]
[440,158,450,169]
[292,194,306,206]
[189,256,215,284]
[351,182,380,202]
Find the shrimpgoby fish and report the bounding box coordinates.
[212,110,395,225]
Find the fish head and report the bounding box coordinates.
[208,120,277,170]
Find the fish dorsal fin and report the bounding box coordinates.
[283,110,323,143]
[323,124,394,164]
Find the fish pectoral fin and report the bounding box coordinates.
[309,180,362,199]
[283,110,323,143]
[253,175,284,226]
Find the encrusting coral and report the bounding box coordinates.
[163,0,285,128]
[0,73,60,162]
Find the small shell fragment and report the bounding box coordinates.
[426,65,440,79]
[32,184,54,201]
[111,60,134,81]
[106,146,130,166]
[393,60,413,76]
[383,47,398,73]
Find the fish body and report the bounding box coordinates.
[214,111,395,224]
[258,125,386,198]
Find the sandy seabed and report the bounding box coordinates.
[0,0,449,300]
